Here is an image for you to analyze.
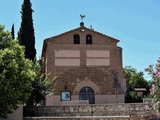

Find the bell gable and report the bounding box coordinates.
[43,22,119,46]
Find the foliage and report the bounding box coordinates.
[27,59,56,106]
[145,57,160,115]
[0,25,36,118]
[11,24,15,40]
[18,0,36,60]
[18,0,56,107]
[123,66,150,103]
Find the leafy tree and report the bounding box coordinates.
[18,0,36,61]
[24,59,56,117]
[11,24,15,40]
[123,66,150,103]
[18,0,56,107]
[0,25,36,118]
[27,59,56,106]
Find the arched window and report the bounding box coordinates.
[74,34,80,44]
[86,35,92,44]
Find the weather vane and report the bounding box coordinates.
[80,14,85,22]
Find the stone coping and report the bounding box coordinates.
[24,116,130,119]
[39,103,144,106]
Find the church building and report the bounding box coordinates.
[42,22,125,105]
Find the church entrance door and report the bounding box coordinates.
[79,86,95,104]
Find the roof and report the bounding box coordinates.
[41,22,120,57]
[44,22,120,42]
[134,88,147,91]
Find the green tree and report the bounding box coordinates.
[0,25,36,118]
[24,59,56,116]
[18,0,36,60]
[18,0,56,108]
[123,66,150,103]
[11,24,15,40]
[27,59,56,106]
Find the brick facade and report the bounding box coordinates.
[42,22,124,105]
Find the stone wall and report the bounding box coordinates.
[23,116,149,120]
[23,117,146,120]
[0,104,23,120]
[23,103,155,117]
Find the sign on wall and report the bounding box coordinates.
[61,91,71,101]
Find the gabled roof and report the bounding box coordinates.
[42,22,120,57]
[44,22,120,42]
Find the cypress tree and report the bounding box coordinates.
[11,24,15,40]
[18,0,36,60]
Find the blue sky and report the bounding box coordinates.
[1,0,160,80]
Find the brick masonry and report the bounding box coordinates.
[42,22,124,105]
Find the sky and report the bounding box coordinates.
[0,0,160,80]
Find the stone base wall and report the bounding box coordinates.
[0,104,23,120]
[23,103,155,117]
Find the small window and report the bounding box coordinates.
[74,35,80,44]
[86,35,92,44]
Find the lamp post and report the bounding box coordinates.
[64,82,68,90]
[112,71,119,116]
[113,71,119,104]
